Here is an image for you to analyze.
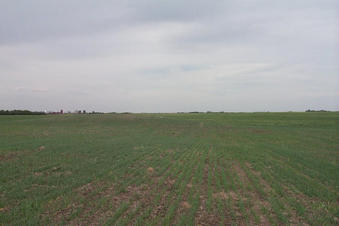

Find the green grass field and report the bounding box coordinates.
[1,112,338,225]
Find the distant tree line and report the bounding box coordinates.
[0,110,46,115]
[305,109,329,112]
[89,111,104,114]
[177,111,225,114]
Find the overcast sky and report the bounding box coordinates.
[0,1,338,112]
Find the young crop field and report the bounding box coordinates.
[0,112,338,225]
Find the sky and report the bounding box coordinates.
[0,0,338,113]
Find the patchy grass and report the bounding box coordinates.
[0,112,338,225]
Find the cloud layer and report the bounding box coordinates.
[1,0,338,112]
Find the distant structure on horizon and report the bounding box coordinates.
[45,109,64,114]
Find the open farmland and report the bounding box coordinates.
[0,112,338,225]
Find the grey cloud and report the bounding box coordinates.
[0,0,338,112]
[0,0,221,45]
[0,1,131,44]
[127,0,224,22]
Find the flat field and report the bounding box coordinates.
[0,112,338,225]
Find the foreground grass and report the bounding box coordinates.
[0,112,338,225]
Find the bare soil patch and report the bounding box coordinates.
[195,196,221,226]
[181,201,191,209]
[147,167,154,174]
[213,191,237,200]
[245,162,272,193]
[195,151,222,226]
[232,162,273,225]
[0,152,18,161]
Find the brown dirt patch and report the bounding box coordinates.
[66,183,151,225]
[41,181,107,224]
[181,201,191,209]
[212,191,238,200]
[149,190,171,220]
[0,152,18,161]
[232,162,248,185]
[213,191,227,200]
[195,195,221,226]
[245,162,272,193]
[1,148,43,162]
[251,198,271,226]
[114,184,149,202]
[281,185,323,225]
[34,172,43,176]
[147,167,154,174]
[64,171,73,176]
[195,151,222,226]
[167,149,174,153]
[232,162,273,225]
[165,178,176,188]
[77,182,98,196]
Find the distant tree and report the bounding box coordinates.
[0,110,45,115]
